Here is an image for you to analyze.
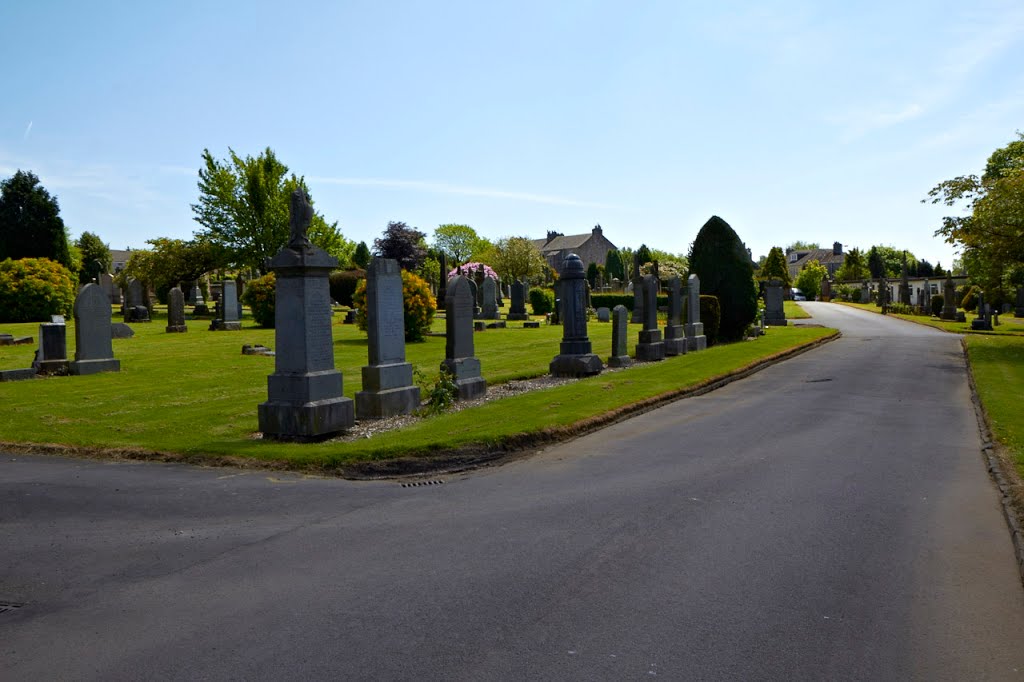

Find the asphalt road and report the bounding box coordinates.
[3,303,1023,680]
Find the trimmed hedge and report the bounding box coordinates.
[329,268,365,307]
[700,295,721,347]
[0,257,77,322]
[930,294,944,317]
[241,272,276,328]
[529,288,555,315]
[590,292,669,311]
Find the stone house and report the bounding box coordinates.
[786,242,847,281]
[531,225,617,275]
[109,248,132,273]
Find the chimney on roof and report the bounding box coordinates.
[592,224,602,237]
[546,230,561,243]
[833,242,842,256]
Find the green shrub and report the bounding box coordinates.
[699,295,721,346]
[353,270,436,342]
[529,287,555,315]
[241,272,276,328]
[590,292,670,311]
[930,294,944,317]
[689,216,758,342]
[961,286,980,312]
[329,268,365,307]
[0,257,76,322]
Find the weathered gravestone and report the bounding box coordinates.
[663,276,687,356]
[110,322,134,339]
[820,277,832,302]
[210,280,242,331]
[481,277,501,320]
[191,283,210,316]
[878,277,889,312]
[441,275,487,400]
[549,254,603,377]
[70,283,121,375]
[765,278,787,325]
[631,274,644,324]
[257,189,354,441]
[355,258,421,419]
[99,273,120,305]
[467,276,481,319]
[971,291,993,331]
[507,280,529,320]
[437,252,448,309]
[900,263,911,305]
[1016,286,1024,318]
[607,304,632,368]
[166,286,187,333]
[35,322,68,375]
[634,274,665,361]
[596,307,610,322]
[860,280,871,304]
[123,279,150,323]
[684,274,707,351]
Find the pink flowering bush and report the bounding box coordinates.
[448,262,497,282]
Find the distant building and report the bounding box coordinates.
[787,242,846,280]
[532,225,617,275]
[110,248,132,273]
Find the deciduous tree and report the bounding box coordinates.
[75,231,112,283]
[795,260,828,300]
[432,224,484,264]
[373,221,427,270]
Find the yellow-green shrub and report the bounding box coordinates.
[353,270,436,342]
[241,272,276,328]
[0,257,77,322]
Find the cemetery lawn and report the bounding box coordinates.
[784,301,811,319]
[0,313,835,470]
[964,335,1024,474]
[833,301,1024,336]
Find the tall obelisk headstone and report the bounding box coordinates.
[355,257,421,418]
[684,274,707,351]
[442,275,487,400]
[166,286,187,333]
[507,280,529,320]
[630,257,643,324]
[549,254,603,377]
[634,274,665,361]
[765,278,787,325]
[663,276,686,356]
[258,189,354,440]
[481,277,501,320]
[607,304,632,368]
[437,252,448,309]
[941,275,957,320]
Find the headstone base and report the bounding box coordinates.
[1016,307,1024,318]
[764,314,788,326]
[165,325,188,333]
[36,360,69,375]
[485,321,507,329]
[193,304,210,316]
[940,308,957,320]
[523,321,540,328]
[686,335,708,352]
[636,328,665,361]
[70,358,121,376]
[550,353,603,378]
[441,357,487,401]
[664,325,687,357]
[955,311,967,323]
[607,354,632,368]
[506,313,530,321]
[0,368,37,382]
[209,320,242,331]
[258,397,355,442]
[356,362,420,419]
[971,319,993,331]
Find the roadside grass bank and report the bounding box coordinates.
[965,335,1024,475]
[833,301,1024,336]
[0,316,835,471]
[784,301,811,319]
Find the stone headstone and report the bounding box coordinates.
[941,275,957,319]
[191,283,209,316]
[1001,303,1012,315]
[507,280,529,320]
[481,277,501,320]
[971,291,993,331]
[607,305,631,368]
[210,280,242,331]
[955,310,966,323]
[355,258,420,419]
[166,286,187,333]
[70,283,120,375]
[1015,286,1024,318]
[474,265,485,307]
[110,322,134,339]
[467,277,481,319]
[596,307,611,322]
[900,263,911,305]
[684,274,707,351]
[635,274,665,361]
[663,276,687,356]
[437,253,448,309]
[99,273,119,305]
[584,279,592,309]
[878,277,890,312]
[549,254,603,377]
[258,188,354,440]
[765,279,787,326]
[860,280,871,304]
[123,279,150,323]
[631,277,644,324]
[35,322,68,375]
[441,275,486,400]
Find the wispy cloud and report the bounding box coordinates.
[307,176,621,209]
[23,121,33,140]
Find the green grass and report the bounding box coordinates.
[784,301,811,319]
[0,307,834,468]
[965,335,1024,474]
[832,301,1024,336]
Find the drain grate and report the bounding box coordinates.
[0,602,25,614]
[805,378,833,383]
[401,480,445,488]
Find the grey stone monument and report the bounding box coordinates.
[684,274,707,351]
[355,258,421,418]
[1015,286,1024,318]
[258,189,354,441]
[900,262,911,305]
[878,276,889,312]
[70,283,120,375]
[441,275,487,400]
[630,262,644,324]
[549,254,603,377]
[192,283,209,316]
[99,273,119,305]
[123,279,150,323]
[765,278,787,325]
[971,291,993,331]
[663,276,687,356]
[437,252,448,309]
[860,280,871,303]
[166,286,187,333]
[596,307,610,322]
[507,280,529,320]
[35,322,68,374]
[210,280,242,331]
[467,277,481,319]
[481,277,501,320]
[607,304,632,368]
[635,274,665,361]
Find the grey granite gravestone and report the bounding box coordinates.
[467,277,481,319]
[900,262,911,305]
[1015,286,1024,318]
[507,280,529,320]
[596,307,610,322]
[110,323,134,339]
[971,291,993,330]
[634,274,665,361]
[631,278,644,324]
[257,188,354,441]
[663,276,687,356]
[765,279,787,326]
[441,275,487,400]
[496,279,504,307]
[70,283,120,375]
[474,265,485,308]
[684,274,707,351]
[549,254,603,377]
[99,273,120,305]
[437,252,448,309]
[124,279,150,323]
[191,283,210,316]
[820,277,832,301]
[584,279,592,309]
[210,280,242,331]
[355,258,420,418]
[878,276,889,313]
[166,286,187,333]
[860,280,871,303]
[35,322,68,374]
[481,277,501,320]
[608,305,632,368]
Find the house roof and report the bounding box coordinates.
[533,233,593,253]
[792,248,845,266]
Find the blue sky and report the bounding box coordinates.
[2,0,1022,268]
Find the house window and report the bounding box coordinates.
[788,252,798,263]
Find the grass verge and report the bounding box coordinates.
[784,301,811,319]
[965,335,1024,474]
[832,301,1024,336]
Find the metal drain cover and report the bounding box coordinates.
[401,480,445,488]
